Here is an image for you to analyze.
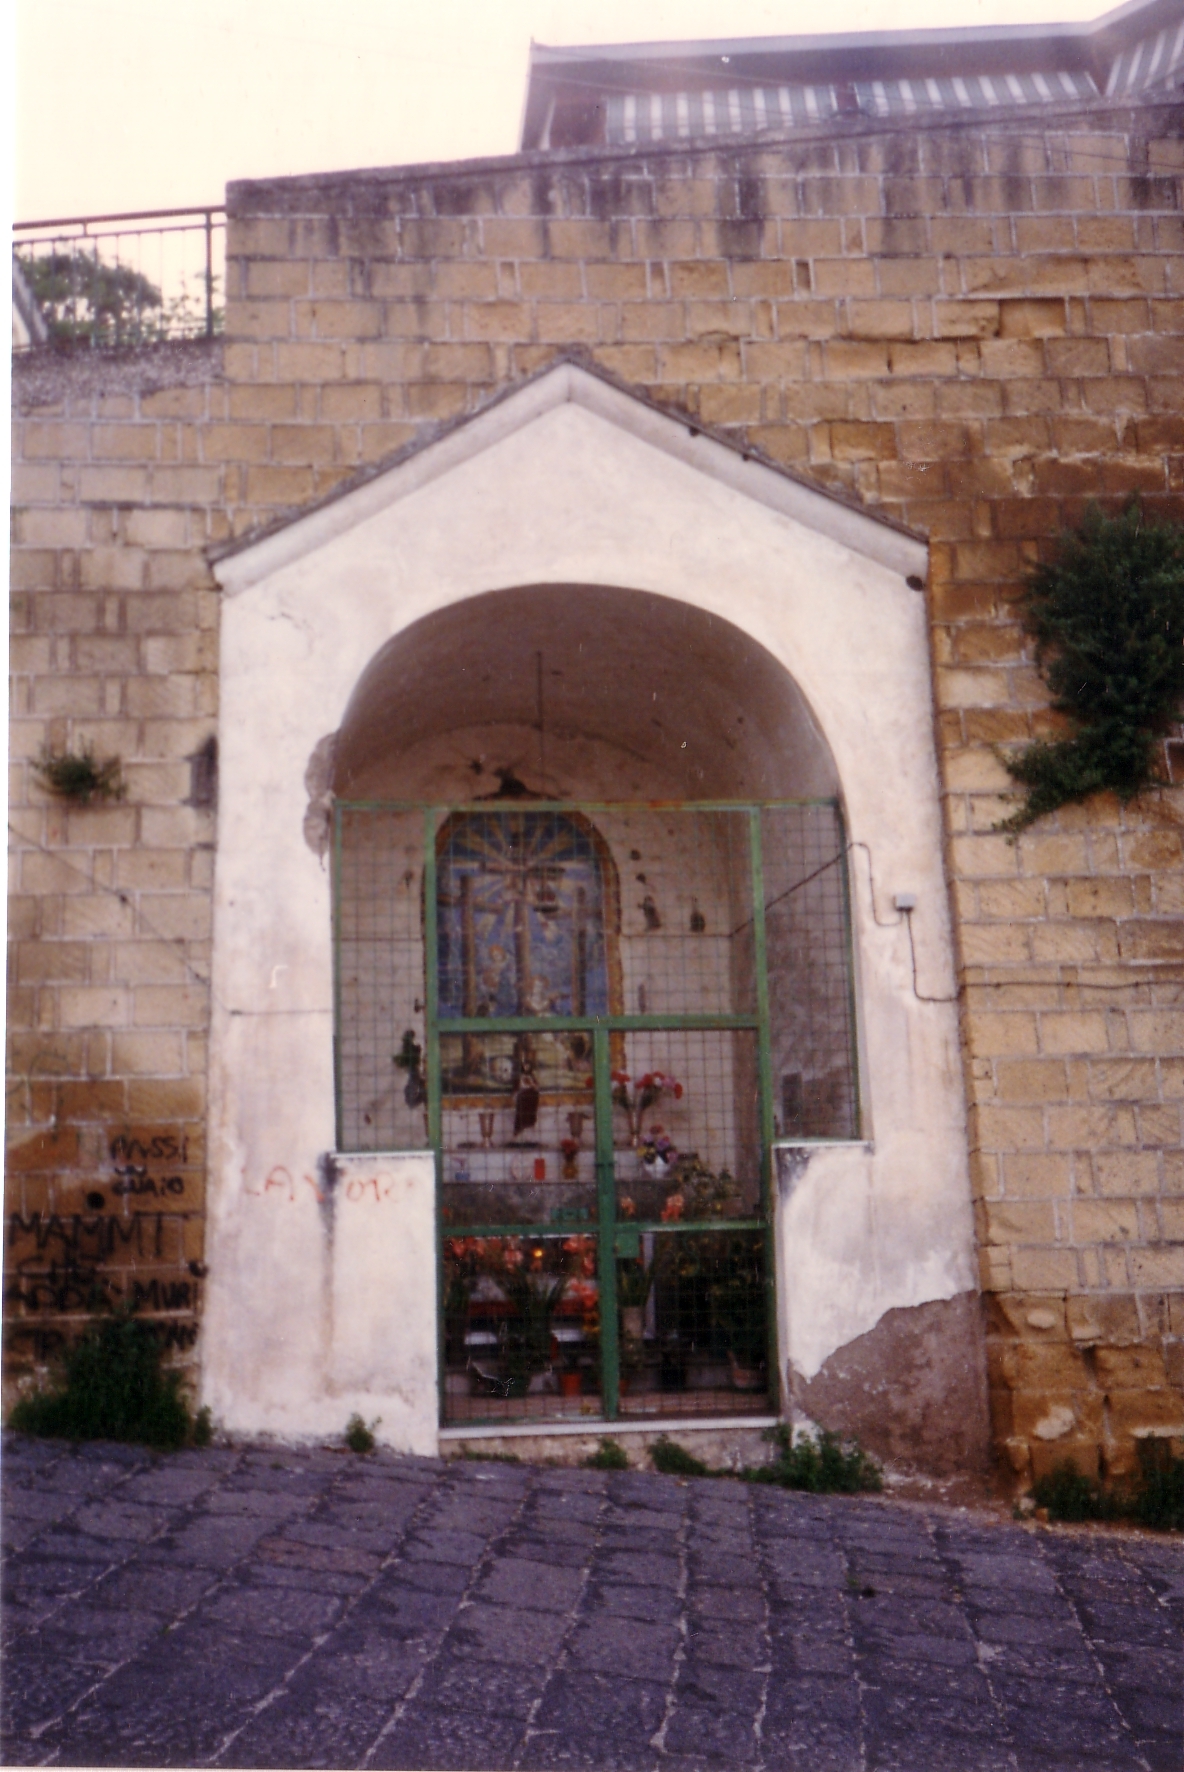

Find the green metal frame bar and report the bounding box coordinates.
[438,1013,757,1035]
[339,797,839,814]
[439,1218,766,1239]
[593,1024,619,1419]
[424,807,443,1153]
[835,800,863,1139]
[748,810,781,1414]
[423,807,446,1416]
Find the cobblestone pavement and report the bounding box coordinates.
[1,1433,1182,1771]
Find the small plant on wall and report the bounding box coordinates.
[33,742,125,806]
[8,1307,198,1450]
[999,502,1184,832]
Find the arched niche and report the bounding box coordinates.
[333,583,840,804]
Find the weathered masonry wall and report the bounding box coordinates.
[7,345,224,1390]
[8,96,1184,1481]
[216,98,1184,1485]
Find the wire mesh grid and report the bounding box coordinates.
[439,1228,769,1425]
[440,1043,597,1227]
[337,798,856,1425]
[610,1028,762,1224]
[617,1229,770,1418]
[595,807,755,1017]
[442,1232,602,1424]
[762,804,859,1140]
[336,807,429,1151]
[435,806,755,1022]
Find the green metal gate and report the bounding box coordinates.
[333,801,859,1427]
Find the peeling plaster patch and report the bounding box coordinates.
[776,1136,976,1383]
[1026,1308,1058,1330]
[1032,1405,1076,1441]
[304,733,338,857]
[790,1292,991,1477]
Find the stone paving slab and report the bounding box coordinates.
[1,1432,1181,1771]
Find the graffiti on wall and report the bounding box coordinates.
[244,1162,416,1206]
[2,1125,206,1367]
[110,1132,189,1199]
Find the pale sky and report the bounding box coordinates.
[13,0,1113,221]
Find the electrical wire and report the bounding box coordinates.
[902,910,960,1004]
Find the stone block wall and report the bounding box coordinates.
[7,345,224,1390]
[8,96,1184,1478]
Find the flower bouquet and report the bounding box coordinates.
[610,1070,684,1147]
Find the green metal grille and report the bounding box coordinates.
[332,799,859,1426]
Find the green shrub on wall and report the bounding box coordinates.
[1000,503,1184,831]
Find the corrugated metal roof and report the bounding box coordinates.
[604,69,1099,144]
[523,0,1184,149]
[1106,17,1184,89]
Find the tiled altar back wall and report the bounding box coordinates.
[8,96,1184,1478]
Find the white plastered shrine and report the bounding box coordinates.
[204,361,975,1452]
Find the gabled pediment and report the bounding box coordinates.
[211,357,925,596]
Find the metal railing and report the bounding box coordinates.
[12,205,226,350]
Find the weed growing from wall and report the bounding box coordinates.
[1034,1443,1184,1532]
[8,1310,194,1449]
[1030,1461,1118,1523]
[999,503,1184,831]
[344,1413,378,1453]
[744,1425,883,1494]
[584,1437,629,1470]
[33,743,124,806]
[1132,1444,1184,1532]
[650,1435,710,1477]
[635,1426,883,1490]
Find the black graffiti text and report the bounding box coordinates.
[110,1164,185,1199]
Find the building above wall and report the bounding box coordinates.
[522,0,1184,148]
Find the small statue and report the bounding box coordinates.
[394,1029,426,1107]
